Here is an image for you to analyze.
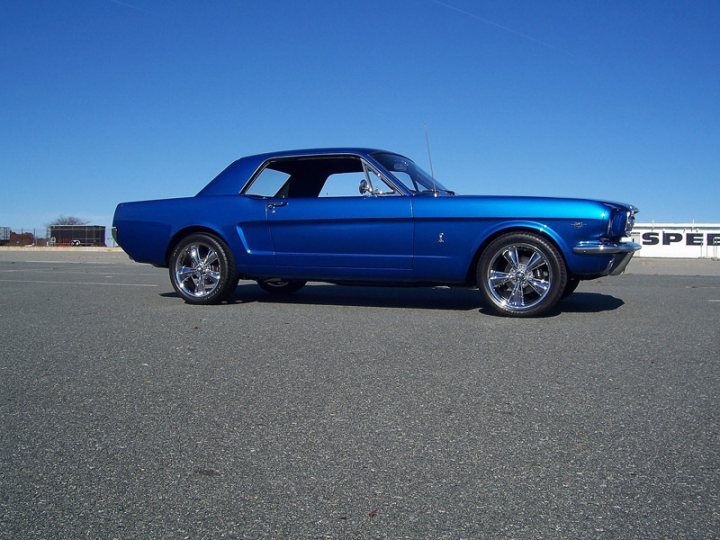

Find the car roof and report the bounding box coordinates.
[197,148,405,197]
[242,147,394,160]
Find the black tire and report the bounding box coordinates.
[256,278,307,294]
[477,232,567,317]
[169,233,238,305]
[561,277,580,299]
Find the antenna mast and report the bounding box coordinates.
[424,126,438,195]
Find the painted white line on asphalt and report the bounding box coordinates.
[0,268,157,277]
[0,279,157,287]
[20,260,113,264]
[708,299,720,303]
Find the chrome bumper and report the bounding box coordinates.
[573,241,641,276]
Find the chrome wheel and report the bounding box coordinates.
[478,232,567,317]
[169,233,238,304]
[487,243,552,310]
[174,242,222,298]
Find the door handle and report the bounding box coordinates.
[267,201,288,209]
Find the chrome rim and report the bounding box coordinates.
[486,243,552,311]
[174,242,222,298]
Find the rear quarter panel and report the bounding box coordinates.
[113,196,274,271]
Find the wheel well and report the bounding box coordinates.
[464,227,568,286]
[165,226,226,266]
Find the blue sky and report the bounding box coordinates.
[1,0,718,237]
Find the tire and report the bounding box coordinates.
[256,278,307,294]
[169,233,238,305]
[477,232,567,317]
[561,277,580,299]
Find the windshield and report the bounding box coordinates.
[372,152,452,194]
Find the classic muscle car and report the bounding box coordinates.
[112,148,640,317]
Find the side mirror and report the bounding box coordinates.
[359,179,373,195]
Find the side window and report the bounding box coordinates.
[320,172,367,197]
[365,167,399,196]
[318,162,399,198]
[244,167,290,197]
[245,156,403,199]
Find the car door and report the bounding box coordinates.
[265,158,413,280]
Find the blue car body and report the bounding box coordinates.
[113,148,640,315]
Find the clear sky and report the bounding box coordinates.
[1,0,718,237]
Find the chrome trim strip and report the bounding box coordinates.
[572,241,641,255]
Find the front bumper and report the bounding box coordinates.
[573,241,641,276]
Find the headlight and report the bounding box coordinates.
[625,207,638,236]
[608,209,625,237]
[607,206,638,238]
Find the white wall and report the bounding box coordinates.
[631,224,720,258]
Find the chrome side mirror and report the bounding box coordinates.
[359,179,373,195]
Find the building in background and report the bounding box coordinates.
[48,225,106,247]
[632,223,720,258]
[1,228,36,246]
[10,231,36,246]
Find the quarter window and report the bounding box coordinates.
[244,168,290,197]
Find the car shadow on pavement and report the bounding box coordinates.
[161,285,624,313]
[234,283,484,310]
[557,292,625,313]
[475,292,625,318]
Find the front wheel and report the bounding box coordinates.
[256,278,307,294]
[477,232,567,317]
[169,233,238,304]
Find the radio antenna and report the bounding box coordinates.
[424,126,438,195]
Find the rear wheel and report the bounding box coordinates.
[169,233,238,304]
[257,278,307,294]
[477,232,567,317]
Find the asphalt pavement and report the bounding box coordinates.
[0,251,718,538]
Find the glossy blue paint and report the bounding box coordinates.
[113,148,639,286]
[267,196,413,273]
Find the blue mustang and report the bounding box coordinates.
[112,148,640,317]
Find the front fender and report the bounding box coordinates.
[469,220,573,261]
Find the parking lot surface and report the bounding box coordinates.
[1,251,718,538]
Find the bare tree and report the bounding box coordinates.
[48,216,89,226]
